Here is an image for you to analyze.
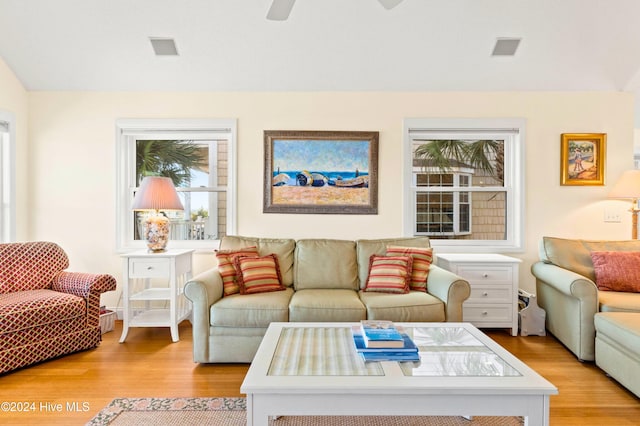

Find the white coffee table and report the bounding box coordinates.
[240,322,557,426]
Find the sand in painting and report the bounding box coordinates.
[272,186,369,205]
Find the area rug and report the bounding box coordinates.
[86,397,524,425]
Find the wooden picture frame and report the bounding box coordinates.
[560,133,606,186]
[263,130,379,214]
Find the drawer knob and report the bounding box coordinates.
[147,266,154,270]
[482,273,489,278]
[482,292,489,297]
[482,311,488,316]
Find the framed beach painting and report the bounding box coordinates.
[560,133,606,186]
[263,130,379,214]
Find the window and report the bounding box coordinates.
[0,111,15,243]
[116,119,237,251]
[403,118,525,252]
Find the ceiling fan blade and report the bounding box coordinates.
[267,0,296,21]
[377,0,403,10]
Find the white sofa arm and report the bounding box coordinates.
[531,261,598,361]
[184,269,224,363]
[426,265,471,322]
[531,261,598,300]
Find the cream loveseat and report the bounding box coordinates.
[184,236,471,363]
[531,237,640,362]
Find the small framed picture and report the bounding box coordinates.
[560,133,606,186]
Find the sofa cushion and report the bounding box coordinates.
[591,251,640,292]
[595,312,640,355]
[235,254,286,295]
[599,291,640,313]
[210,287,293,328]
[294,239,359,290]
[385,245,433,292]
[289,289,366,322]
[220,236,295,287]
[363,255,412,294]
[540,237,640,282]
[216,246,259,296]
[359,290,446,322]
[356,237,431,289]
[0,242,69,293]
[0,289,85,334]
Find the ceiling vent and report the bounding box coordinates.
[491,38,521,56]
[150,38,179,56]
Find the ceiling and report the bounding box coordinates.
[1,0,640,123]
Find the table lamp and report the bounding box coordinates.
[132,176,184,252]
[608,170,640,239]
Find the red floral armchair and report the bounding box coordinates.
[0,242,116,374]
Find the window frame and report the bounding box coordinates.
[0,110,16,243]
[115,118,237,252]
[415,172,472,236]
[403,118,525,253]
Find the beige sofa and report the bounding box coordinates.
[531,237,640,361]
[184,236,470,363]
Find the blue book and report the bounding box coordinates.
[360,351,421,362]
[351,326,418,352]
[360,320,404,348]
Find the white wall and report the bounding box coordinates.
[23,91,636,309]
[0,57,29,241]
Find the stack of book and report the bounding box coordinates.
[351,320,420,362]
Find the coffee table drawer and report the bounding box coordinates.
[467,285,513,304]
[464,305,513,322]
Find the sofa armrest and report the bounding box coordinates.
[184,268,224,362]
[51,271,117,327]
[426,265,471,322]
[51,272,117,298]
[531,261,598,300]
[531,261,598,360]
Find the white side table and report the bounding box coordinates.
[436,253,521,336]
[119,249,194,343]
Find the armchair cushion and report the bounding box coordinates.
[0,289,85,333]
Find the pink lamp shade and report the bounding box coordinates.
[132,176,184,252]
[132,176,184,211]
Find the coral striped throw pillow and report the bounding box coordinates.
[234,253,286,295]
[215,246,259,296]
[364,254,413,294]
[386,245,433,292]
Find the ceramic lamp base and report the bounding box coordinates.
[144,214,170,252]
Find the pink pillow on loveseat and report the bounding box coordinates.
[590,251,640,292]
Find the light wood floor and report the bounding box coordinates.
[0,321,638,425]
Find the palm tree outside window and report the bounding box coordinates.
[412,139,506,240]
[403,118,525,252]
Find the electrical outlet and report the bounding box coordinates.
[604,209,622,223]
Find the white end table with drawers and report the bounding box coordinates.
[119,249,194,343]
[436,253,521,336]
